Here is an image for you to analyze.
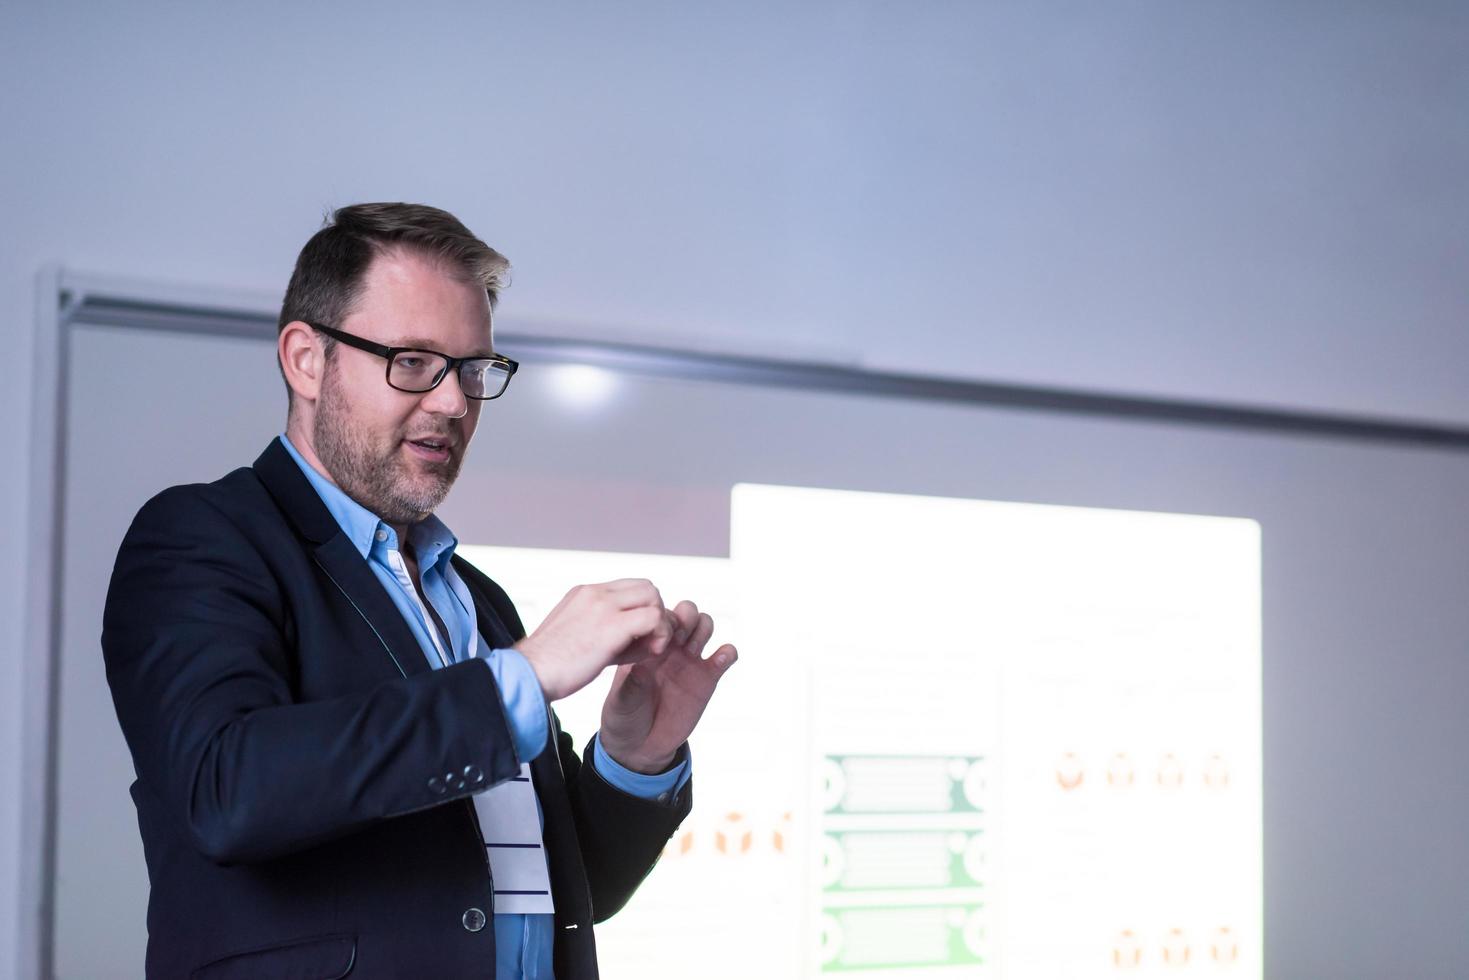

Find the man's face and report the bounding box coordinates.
[312,248,493,527]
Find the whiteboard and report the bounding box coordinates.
[52,318,1469,979]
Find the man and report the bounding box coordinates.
[102,202,736,979]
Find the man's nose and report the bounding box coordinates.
[421,368,469,419]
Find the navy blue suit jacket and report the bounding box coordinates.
[102,438,690,979]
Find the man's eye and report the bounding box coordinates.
[398,356,424,370]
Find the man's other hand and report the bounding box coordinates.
[598,599,737,774]
[515,579,674,702]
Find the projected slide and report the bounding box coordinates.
[461,484,1261,979]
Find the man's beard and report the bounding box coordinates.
[313,366,463,527]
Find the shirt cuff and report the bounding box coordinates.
[592,734,692,800]
[485,647,549,763]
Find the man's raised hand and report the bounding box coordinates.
[598,599,738,774]
[514,579,674,701]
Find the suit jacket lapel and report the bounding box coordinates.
[253,437,429,678]
[462,573,518,651]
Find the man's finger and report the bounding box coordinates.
[599,578,656,592]
[633,604,674,655]
[685,612,715,655]
[600,579,665,611]
[707,643,738,672]
[609,605,666,658]
[670,600,699,643]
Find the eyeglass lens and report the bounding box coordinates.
[389,352,511,399]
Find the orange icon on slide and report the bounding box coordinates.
[771,812,791,853]
[1157,754,1185,790]
[1203,754,1231,789]
[1107,752,1135,788]
[1112,929,1142,968]
[715,812,753,854]
[1056,752,1085,790]
[1211,926,1239,963]
[664,813,792,859]
[1161,928,1190,966]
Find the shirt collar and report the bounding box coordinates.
[408,513,459,574]
[279,432,459,569]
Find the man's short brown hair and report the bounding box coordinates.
[279,202,510,334]
[276,202,510,405]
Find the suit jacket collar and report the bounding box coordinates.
[253,436,346,546]
[253,437,430,677]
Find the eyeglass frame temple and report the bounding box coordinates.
[304,321,519,399]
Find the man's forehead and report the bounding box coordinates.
[360,251,491,313]
[351,251,494,350]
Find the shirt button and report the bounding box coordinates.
[657,791,671,804]
[462,907,487,932]
[464,764,485,784]
[375,529,388,542]
[427,776,447,795]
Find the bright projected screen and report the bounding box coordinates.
[461,483,1261,979]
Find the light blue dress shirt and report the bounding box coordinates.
[281,434,689,979]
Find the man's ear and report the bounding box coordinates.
[279,320,326,405]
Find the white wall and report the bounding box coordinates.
[2,1,1467,975]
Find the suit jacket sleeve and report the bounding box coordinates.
[102,485,523,865]
[567,731,692,922]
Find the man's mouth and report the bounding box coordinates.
[404,436,453,462]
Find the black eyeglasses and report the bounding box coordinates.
[308,322,518,400]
